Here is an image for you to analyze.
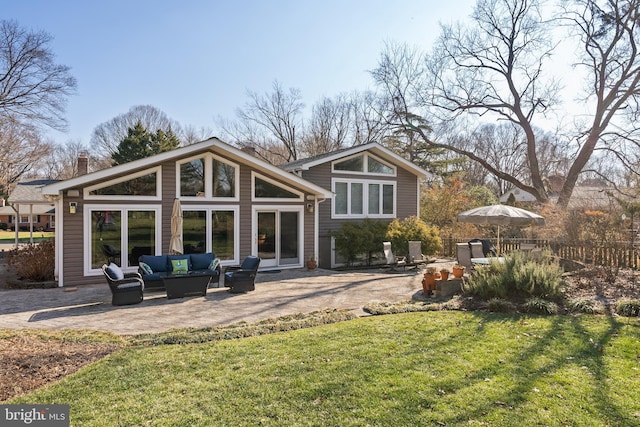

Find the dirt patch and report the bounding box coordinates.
[0,336,119,401]
[0,335,120,402]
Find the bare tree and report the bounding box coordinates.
[0,121,52,196]
[226,81,305,164]
[36,140,110,179]
[182,124,216,146]
[90,105,183,155]
[302,94,351,156]
[0,20,77,131]
[557,0,640,207]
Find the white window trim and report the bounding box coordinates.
[251,171,304,202]
[83,204,162,276]
[331,178,396,219]
[180,205,240,266]
[331,153,397,177]
[84,166,162,201]
[176,153,240,202]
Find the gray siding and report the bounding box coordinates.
[60,148,317,286]
[301,157,420,269]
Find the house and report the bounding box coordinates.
[0,180,58,235]
[282,142,428,268]
[42,138,427,287]
[42,138,331,287]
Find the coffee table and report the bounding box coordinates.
[159,272,211,299]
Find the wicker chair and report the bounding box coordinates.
[102,263,144,305]
[224,256,261,293]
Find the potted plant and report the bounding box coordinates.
[452,264,465,279]
[422,267,437,295]
[439,268,450,281]
[306,256,317,270]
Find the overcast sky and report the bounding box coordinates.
[5,0,477,144]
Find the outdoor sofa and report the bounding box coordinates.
[137,253,221,294]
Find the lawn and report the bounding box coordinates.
[5,311,640,426]
[0,230,54,243]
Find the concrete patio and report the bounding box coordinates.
[0,264,451,335]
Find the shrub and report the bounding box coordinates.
[331,219,388,266]
[6,240,55,282]
[385,216,442,257]
[463,250,564,301]
[0,222,7,231]
[486,298,517,313]
[522,297,559,315]
[616,298,640,317]
[567,298,606,315]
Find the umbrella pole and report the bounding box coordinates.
[497,225,501,255]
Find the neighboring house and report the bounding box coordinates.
[282,142,428,268]
[42,138,332,287]
[0,180,58,234]
[499,188,537,204]
[500,186,619,211]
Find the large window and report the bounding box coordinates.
[178,154,238,200]
[332,179,395,218]
[87,206,160,272]
[182,207,237,263]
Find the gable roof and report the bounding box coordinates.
[8,180,60,204]
[281,142,428,178]
[42,138,333,198]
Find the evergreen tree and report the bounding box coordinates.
[111,121,180,165]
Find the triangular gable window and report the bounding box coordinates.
[86,168,159,199]
[253,174,302,200]
[332,153,395,175]
[334,155,364,172]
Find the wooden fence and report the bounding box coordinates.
[442,237,640,269]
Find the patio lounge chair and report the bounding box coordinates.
[468,241,485,259]
[408,241,428,265]
[224,256,261,293]
[102,263,144,306]
[383,241,407,270]
[456,243,472,271]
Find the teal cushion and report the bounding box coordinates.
[209,258,221,271]
[139,262,153,275]
[106,262,124,280]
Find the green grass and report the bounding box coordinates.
[0,230,54,243]
[6,311,640,426]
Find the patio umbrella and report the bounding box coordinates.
[169,198,183,255]
[457,204,545,253]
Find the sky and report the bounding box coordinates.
[4,0,477,145]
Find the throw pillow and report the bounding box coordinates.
[139,262,153,275]
[106,262,124,280]
[209,258,221,271]
[171,258,189,274]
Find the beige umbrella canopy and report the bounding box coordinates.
[457,204,545,252]
[169,198,183,255]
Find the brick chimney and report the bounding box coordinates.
[77,153,88,176]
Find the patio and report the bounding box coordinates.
[0,265,441,335]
